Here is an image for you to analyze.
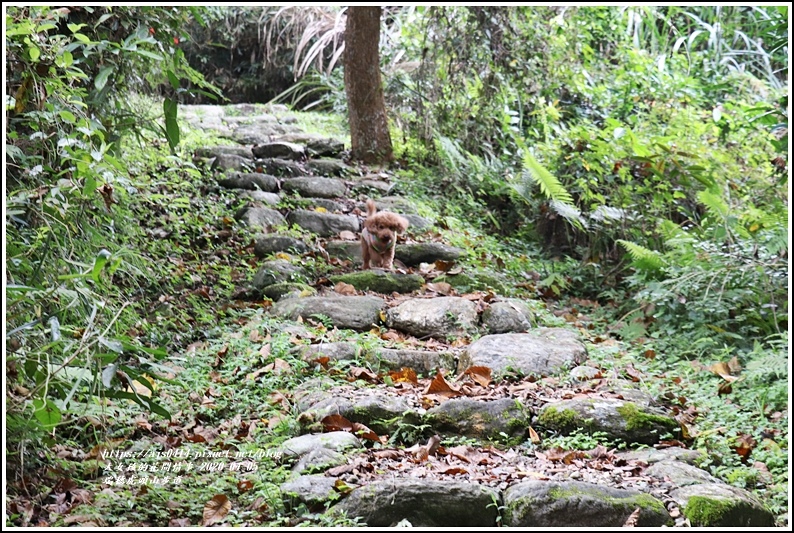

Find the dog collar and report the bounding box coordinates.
[362,228,395,254]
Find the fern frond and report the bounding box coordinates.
[617,239,666,271]
[697,189,729,219]
[550,200,588,229]
[519,150,574,205]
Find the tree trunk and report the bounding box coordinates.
[344,6,393,164]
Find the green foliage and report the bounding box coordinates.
[5,6,222,476]
[617,240,665,271]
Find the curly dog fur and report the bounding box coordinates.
[360,199,409,270]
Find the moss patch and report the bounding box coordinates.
[263,282,317,301]
[330,271,423,294]
[683,495,735,526]
[616,402,678,433]
[536,406,580,431]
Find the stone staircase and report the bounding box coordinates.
[184,103,774,527]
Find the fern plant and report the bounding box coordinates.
[617,239,666,271]
[513,138,586,230]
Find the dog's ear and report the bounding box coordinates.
[397,215,409,232]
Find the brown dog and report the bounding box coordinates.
[360,199,409,270]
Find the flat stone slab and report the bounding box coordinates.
[403,214,432,230]
[325,240,363,264]
[294,343,454,373]
[211,153,253,172]
[395,243,464,266]
[252,260,307,289]
[218,172,279,192]
[270,296,384,331]
[375,348,455,373]
[235,206,287,231]
[254,235,310,257]
[306,158,349,176]
[228,123,297,145]
[434,271,510,293]
[426,397,528,438]
[288,210,360,237]
[330,479,500,527]
[617,447,705,465]
[387,297,478,340]
[297,198,347,212]
[282,177,347,198]
[330,271,424,294]
[240,190,280,205]
[458,329,587,378]
[263,282,316,302]
[306,138,345,158]
[252,141,305,160]
[297,386,417,433]
[259,157,305,177]
[363,196,418,214]
[278,431,361,460]
[536,398,679,445]
[502,480,670,527]
[481,299,535,333]
[671,483,774,527]
[195,145,253,159]
[350,179,392,195]
[281,475,339,509]
[645,460,720,486]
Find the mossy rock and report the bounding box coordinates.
[536,398,679,445]
[435,271,509,294]
[263,282,316,302]
[330,271,424,294]
[503,480,671,527]
[672,484,774,527]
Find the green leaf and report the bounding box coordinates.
[135,49,164,61]
[94,66,113,91]
[91,248,112,282]
[36,23,57,33]
[166,69,180,90]
[58,110,77,124]
[163,97,180,150]
[72,33,91,44]
[32,398,62,428]
[82,173,97,196]
[28,45,41,61]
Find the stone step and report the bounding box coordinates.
[288,209,360,237]
[219,172,279,192]
[330,271,424,294]
[325,240,463,266]
[252,141,305,160]
[281,176,347,198]
[269,295,384,330]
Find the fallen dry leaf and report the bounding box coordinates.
[528,426,541,444]
[322,414,354,433]
[424,370,462,398]
[388,367,418,385]
[462,365,492,387]
[349,366,379,383]
[202,494,231,526]
[426,282,453,295]
[623,507,641,527]
[339,230,358,241]
[334,282,357,295]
